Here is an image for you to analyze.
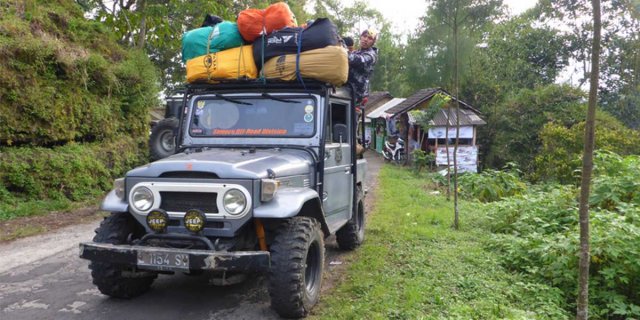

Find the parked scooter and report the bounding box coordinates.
[383,136,405,163]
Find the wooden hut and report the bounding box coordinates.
[385,88,486,172]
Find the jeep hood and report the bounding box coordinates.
[127,148,314,179]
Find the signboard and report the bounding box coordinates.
[436,146,478,173]
[428,126,473,139]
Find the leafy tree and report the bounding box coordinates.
[82,0,238,91]
[486,84,586,173]
[536,0,640,128]
[403,0,504,94]
[308,0,385,36]
[534,112,640,184]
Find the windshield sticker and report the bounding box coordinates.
[294,123,313,135]
[304,114,313,123]
[304,105,314,113]
[213,128,288,135]
[197,101,205,109]
[190,128,203,135]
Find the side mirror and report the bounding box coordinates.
[332,124,348,143]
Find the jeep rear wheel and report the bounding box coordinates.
[336,187,365,250]
[268,217,325,318]
[89,212,156,298]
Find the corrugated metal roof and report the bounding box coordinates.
[386,88,440,115]
[387,88,485,126]
[366,98,406,119]
[363,91,393,115]
[429,107,486,126]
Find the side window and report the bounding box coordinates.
[326,102,349,143]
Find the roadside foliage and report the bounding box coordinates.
[465,152,640,318]
[0,1,157,219]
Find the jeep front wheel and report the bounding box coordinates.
[89,212,156,298]
[268,217,325,318]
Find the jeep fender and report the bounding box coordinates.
[100,189,129,213]
[253,187,330,236]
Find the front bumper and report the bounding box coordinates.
[79,242,270,273]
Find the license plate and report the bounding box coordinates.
[137,251,189,271]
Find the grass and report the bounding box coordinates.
[311,165,569,319]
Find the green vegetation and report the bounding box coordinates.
[461,152,640,319]
[313,165,568,319]
[458,165,527,202]
[317,153,639,318]
[0,1,156,221]
[0,137,143,220]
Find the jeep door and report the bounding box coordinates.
[323,101,353,233]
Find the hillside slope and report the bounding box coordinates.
[0,0,158,219]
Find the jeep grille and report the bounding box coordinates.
[159,191,218,213]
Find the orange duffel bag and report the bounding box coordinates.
[186,45,257,83]
[262,45,348,86]
[237,2,297,42]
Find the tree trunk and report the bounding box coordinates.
[136,0,147,50]
[576,0,601,319]
[452,19,460,230]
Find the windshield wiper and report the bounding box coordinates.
[215,93,252,105]
[261,93,298,103]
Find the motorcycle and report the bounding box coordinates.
[383,136,405,163]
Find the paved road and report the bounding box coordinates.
[0,151,383,320]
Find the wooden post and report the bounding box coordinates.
[472,126,477,146]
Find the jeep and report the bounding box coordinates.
[79,80,367,318]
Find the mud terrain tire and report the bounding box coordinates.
[268,217,325,318]
[149,117,178,161]
[89,212,156,298]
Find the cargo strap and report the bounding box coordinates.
[295,29,307,91]
[258,16,267,84]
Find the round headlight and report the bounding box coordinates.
[132,186,154,211]
[146,209,168,233]
[223,189,246,216]
[184,209,206,233]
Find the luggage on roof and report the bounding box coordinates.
[186,45,257,83]
[237,2,297,42]
[262,45,348,86]
[252,18,340,69]
[182,21,243,63]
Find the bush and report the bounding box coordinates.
[479,152,640,318]
[0,136,146,219]
[411,149,435,173]
[533,114,640,184]
[457,165,527,202]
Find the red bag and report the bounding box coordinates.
[237,2,297,42]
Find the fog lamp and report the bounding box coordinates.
[184,209,206,233]
[146,209,169,233]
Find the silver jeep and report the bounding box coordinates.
[79,81,367,318]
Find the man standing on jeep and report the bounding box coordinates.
[348,29,379,113]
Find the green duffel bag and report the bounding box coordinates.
[182,21,243,63]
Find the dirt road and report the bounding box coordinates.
[0,151,383,320]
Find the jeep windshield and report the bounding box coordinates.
[189,95,317,138]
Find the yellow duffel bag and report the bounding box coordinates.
[186,45,257,83]
[262,45,348,86]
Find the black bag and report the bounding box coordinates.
[201,14,223,27]
[253,18,340,69]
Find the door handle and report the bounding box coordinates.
[344,167,351,174]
